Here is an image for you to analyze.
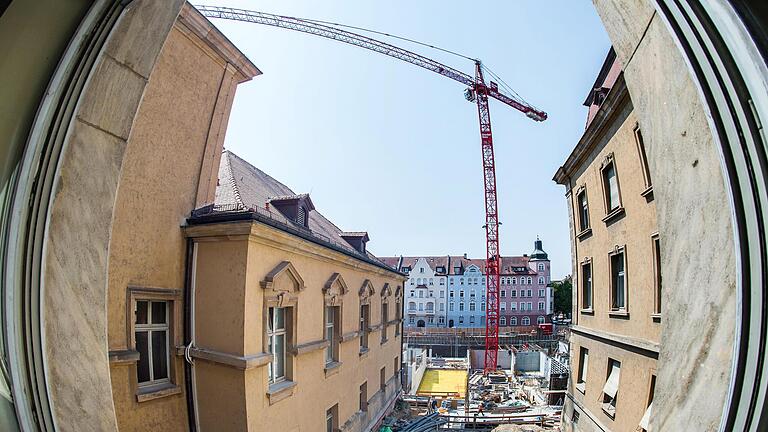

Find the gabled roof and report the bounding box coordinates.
[214,150,383,262]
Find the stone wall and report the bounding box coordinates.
[591,1,738,431]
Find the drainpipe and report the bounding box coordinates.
[183,239,199,431]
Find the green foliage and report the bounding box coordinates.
[551,275,573,316]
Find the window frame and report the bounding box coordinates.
[134,300,171,389]
[576,347,588,394]
[652,233,662,318]
[633,123,653,194]
[609,246,628,314]
[576,185,591,234]
[600,153,625,222]
[581,258,594,312]
[127,286,181,399]
[602,358,621,418]
[268,307,290,385]
[325,305,341,365]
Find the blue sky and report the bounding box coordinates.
[195,1,611,279]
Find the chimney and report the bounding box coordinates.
[463,253,468,259]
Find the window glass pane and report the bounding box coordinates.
[151,301,166,324]
[275,307,285,331]
[136,300,148,325]
[326,307,334,325]
[136,331,150,383]
[274,334,285,379]
[152,330,168,380]
[608,165,619,209]
[268,308,274,332]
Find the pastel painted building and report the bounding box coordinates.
[379,257,449,328]
[498,239,553,328]
[383,239,551,329]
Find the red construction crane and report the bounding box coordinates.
[197,6,547,373]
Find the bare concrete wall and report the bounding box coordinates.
[591,2,738,431]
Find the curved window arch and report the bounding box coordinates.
[537,316,545,324]
[511,277,517,285]
[538,276,545,285]
[538,263,545,272]
[511,317,517,326]
[527,277,533,285]
[522,316,530,326]
[500,316,507,326]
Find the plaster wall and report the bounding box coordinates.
[104,5,257,430]
[404,258,446,327]
[186,220,404,432]
[564,332,656,432]
[591,2,738,431]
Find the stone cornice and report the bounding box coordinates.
[553,73,631,185]
[571,325,659,357]
[177,3,261,81]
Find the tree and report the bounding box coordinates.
[551,276,572,316]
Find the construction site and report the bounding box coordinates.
[383,340,569,431]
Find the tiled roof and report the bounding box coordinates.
[214,150,383,261]
[379,255,536,275]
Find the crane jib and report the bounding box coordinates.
[197,4,547,373]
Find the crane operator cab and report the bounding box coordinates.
[464,88,476,102]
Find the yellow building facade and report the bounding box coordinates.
[104,4,403,431]
[554,49,660,432]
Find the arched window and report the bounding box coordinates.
[511,317,517,326]
[538,276,545,285]
[537,316,545,324]
[538,263,545,271]
[500,316,507,326]
[429,278,434,285]
[511,277,517,285]
[522,316,530,326]
[527,277,533,285]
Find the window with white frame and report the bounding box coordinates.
[469,302,476,311]
[510,317,517,326]
[501,290,506,298]
[527,277,533,285]
[438,316,445,325]
[602,156,622,212]
[581,260,593,310]
[521,316,530,326]
[469,316,475,324]
[409,316,415,324]
[458,316,464,324]
[538,263,545,272]
[511,290,517,298]
[500,303,506,311]
[538,276,545,285]
[410,290,414,297]
[408,302,416,312]
[459,290,464,298]
[268,307,289,384]
[481,303,485,311]
[439,303,444,311]
[538,289,545,297]
[135,300,170,388]
[459,302,464,311]
[381,302,389,344]
[429,278,433,285]
[576,347,588,392]
[527,289,532,297]
[500,316,506,326]
[537,316,545,324]
[449,303,454,311]
[511,277,517,285]
[325,306,340,364]
[510,302,517,311]
[440,279,445,285]
[538,301,545,310]
[610,248,627,311]
[577,187,590,231]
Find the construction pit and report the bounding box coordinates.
[384,346,566,431]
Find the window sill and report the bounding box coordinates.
[608,310,630,319]
[575,382,586,394]
[580,308,594,315]
[136,382,181,403]
[651,313,661,322]
[641,185,654,199]
[576,228,593,241]
[601,206,625,225]
[267,380,297,405]
[601,404,616,419]
[359,347,370,358]
[324,361,342,377]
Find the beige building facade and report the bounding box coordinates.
[554,49,660,432]
[103,4,403,431]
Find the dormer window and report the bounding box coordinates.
[340,232,369,254]
[268,193,315,229]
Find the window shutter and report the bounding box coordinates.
[639,402,652,430]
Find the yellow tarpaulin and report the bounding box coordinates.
[416,369,467,398]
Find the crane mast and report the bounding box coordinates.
[197,5,546,373]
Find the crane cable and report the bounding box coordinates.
[294,16,479,63]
